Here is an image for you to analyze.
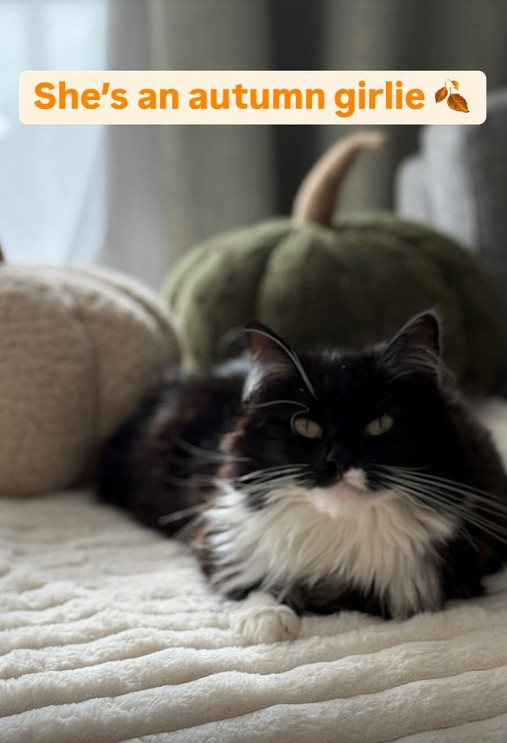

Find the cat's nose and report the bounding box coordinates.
[326,444,352,474]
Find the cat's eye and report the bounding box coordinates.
[364,414,394,437]
[292,417,323,439]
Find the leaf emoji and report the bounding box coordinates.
[435,86,448,103]
[451,80,459,89]
[447,93,469,112]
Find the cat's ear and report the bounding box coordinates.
[381,311,443,379]
[243,323,315,400]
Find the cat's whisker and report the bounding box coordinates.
[373,471,470,508]
[263,483,311,505]
[173,436,250,463]
[248,400,309,411]
[412,486,507,518]
[374,466,507,516]
[389,484,507,544]
[372,472,507,542]
[239,464,308,483]
[377,486,503,541]
[240,470,310,494]
[239,468,308,487]
[158,504,207,526]
[431,504,507,543]
[239,472,310,490]
[378,464,500,490]
[372,463,431,473]
[378,464,497,487]
[245,326,317,399]
[160,467,309,503]
[240,473,308,495]
[172,513,206,541]
[373,466,507,504]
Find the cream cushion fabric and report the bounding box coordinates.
[0,262,179,494]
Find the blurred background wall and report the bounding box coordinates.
[1,0,507,287]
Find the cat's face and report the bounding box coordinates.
[222,313,463,518]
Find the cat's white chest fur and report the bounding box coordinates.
[209,482,455,621]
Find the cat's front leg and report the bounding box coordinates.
[230,591,301,644]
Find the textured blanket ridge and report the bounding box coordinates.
[2,402,507,742]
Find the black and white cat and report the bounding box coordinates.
[97,312,507,643]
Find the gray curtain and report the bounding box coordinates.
[97,0,507,288]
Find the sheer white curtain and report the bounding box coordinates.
[0,0,107,264]
[0,0,274,289]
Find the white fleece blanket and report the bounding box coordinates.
[2,401,507,743]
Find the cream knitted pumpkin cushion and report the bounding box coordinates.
[0,250,179,495]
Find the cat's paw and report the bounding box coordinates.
[232,605,301,644]
[230,592,300,644]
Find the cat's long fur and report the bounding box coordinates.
[97,313,507,641]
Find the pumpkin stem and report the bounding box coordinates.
[291,132,386,227]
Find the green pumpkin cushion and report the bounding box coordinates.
[165,134,501,390]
